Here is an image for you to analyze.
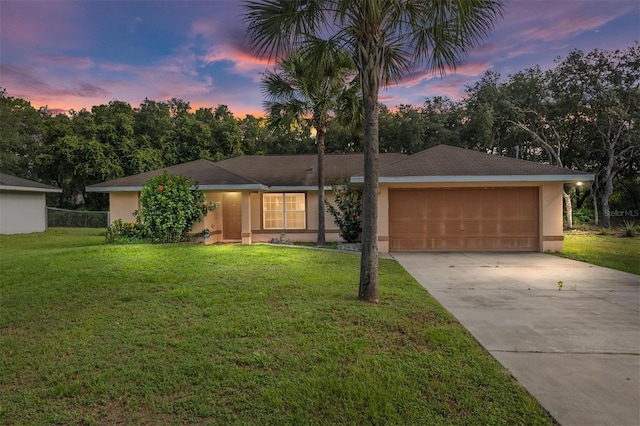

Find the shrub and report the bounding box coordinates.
[599,227,616,236]
[105,219,143,244]
[325,182,362,243]
[622,220,637,238]
[572,206,593,225]
[135,172,208,243]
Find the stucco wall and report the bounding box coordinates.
[109,192,139,224]
[250,193,261,231]
[194,192,224,244]
[0,191,47,234]
[306,191,340,232]
[540,182,564,252]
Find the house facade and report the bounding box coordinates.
[0,173,62,235]
[87,145,592,252]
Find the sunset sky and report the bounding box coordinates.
[1,0,638,117]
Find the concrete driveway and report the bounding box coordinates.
[392,252,640,426]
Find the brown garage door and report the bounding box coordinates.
[389,187,539,252]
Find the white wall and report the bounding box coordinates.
[0,191,47,234]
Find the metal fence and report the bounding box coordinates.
[47,207,110,228]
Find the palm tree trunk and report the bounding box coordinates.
[358,53,380,303]
[316,127,326,246]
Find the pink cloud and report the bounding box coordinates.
[390,60,490,89]
[0,63,111,109]
[518,14,614,43]
[190,18,271,81]
[429,78,471,100]
[33,55,95,71]
[201,46,271,82]
[1,51,215,115]
[489,2,636,61]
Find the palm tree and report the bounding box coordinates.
[261,49,360,246]
[245,0,504,302]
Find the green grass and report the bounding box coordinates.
[1,228,554,425]
[555,232,640,275]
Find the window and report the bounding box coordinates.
[263,193,306,229]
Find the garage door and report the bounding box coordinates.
[389,187,539,252]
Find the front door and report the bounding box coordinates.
[222,192,242,240]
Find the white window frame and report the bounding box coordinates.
[263,193,306,230]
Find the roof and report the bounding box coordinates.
[87,145,594,193]
[87,159,264,192]
[0,173,62,193]
[216,153,406,188]
[86,153,407,192]
[351,145,593,184]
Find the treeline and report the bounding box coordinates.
[1,45,638,226]
[0,96,320,209]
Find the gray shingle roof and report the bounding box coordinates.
[0,173,62,193]
[87,159,264,190]
[87,153,407,192]
[369,145,592,182]
[217,153,407,187]
[87,145,593,192]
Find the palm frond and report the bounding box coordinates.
[244,0,331,60]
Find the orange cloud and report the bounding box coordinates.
[201,47,271,82]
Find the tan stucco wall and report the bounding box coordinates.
[540,182,564,252]
[109,192,139,224]
[378,181,566,253]
[250,193,261,231]
[307,191,340,232]
[0,191,47,234]
[241,192,252,244]
[195,191,224,244]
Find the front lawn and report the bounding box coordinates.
[556,232,640,275]
[0,229,553,425]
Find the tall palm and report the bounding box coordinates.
[245,0,504,302]
[261,49,360,246]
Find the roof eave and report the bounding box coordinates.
[0,185,62,193]
[350,174,595,184]
[199,184,268,191]
[86,184,268,193]
[266,186,318,191]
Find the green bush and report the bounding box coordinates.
[106,219,143,244]
[572,206,594,225]
[135,172,207,243]
[325,182,362,243]
[622,220,637,238]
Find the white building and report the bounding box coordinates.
[0,173,62,234]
